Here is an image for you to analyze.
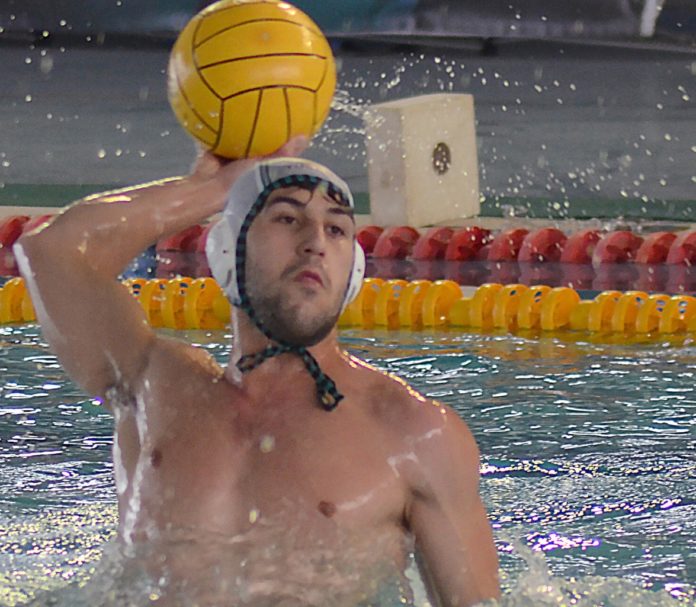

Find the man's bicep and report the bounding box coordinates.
[21,258,156,399]
[410,481,499,606]
[408,412,500,606]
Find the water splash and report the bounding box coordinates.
[497,542,692,606]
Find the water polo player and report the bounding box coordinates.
[15,140,499,606]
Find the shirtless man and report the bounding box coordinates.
[15,138,500,607]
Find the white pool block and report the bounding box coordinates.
[365,93,480,227]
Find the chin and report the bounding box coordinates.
[292,313,338,345]
[272,306,339,346]
[249,286,341,346]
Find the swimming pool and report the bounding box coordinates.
[0,323,693,606]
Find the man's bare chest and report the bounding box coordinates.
[119,395,409,537]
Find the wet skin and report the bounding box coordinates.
[15,147,499,606]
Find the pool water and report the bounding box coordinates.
[0,324,694,606]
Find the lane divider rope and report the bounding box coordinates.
[2,277,696,336]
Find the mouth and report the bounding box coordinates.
[294,269,325,288]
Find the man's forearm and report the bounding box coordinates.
[20,174,227,279]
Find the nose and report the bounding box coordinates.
[298,219,326,257]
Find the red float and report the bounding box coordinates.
[195,221,218,254]
[487,228,529,262]
[591,231,643,265]
[518,228,567,262]
[411,227,454,260]
[372,226,420,259]
[21,214,55,235]
[0,215,31,276]
[666,230,696,265]
[0,215,30,248]
[635,231,677,264]
[356,225,384,255]
[559,229,601,264]
[156,224,203,252]
[444,226,492,261]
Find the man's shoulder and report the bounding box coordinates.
[347,356,481,495]
[142,334,228,390]
[346,354,464,434]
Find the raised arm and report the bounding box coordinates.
[14,138,307,400]
[407,404,500,606]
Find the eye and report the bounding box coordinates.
[328,224,346,237]
[275,214,296,225]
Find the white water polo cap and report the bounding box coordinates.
[206,157,365,312]
[205,157,366,411]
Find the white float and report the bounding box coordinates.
[365,93,480,227]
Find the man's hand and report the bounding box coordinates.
[190,135,310,207]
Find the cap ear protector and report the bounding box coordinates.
[343,242,365,311]
[206,158,364,313]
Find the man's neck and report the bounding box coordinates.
[224,309,342,387]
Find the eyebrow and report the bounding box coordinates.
[266,196,354,219]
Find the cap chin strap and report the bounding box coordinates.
[234,175,352,412]
[236,341,343,411]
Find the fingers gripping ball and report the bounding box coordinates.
[168,0,336,159]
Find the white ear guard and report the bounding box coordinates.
[344,241,365,310]
[205,157,365,313]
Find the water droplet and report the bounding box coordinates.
[40,55,54,74]
[24,94,32,102]
[97,149,106,159]
[259,435,275,453]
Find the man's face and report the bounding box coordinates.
[244,185,356,346]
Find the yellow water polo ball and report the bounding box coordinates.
[167,0,337,159]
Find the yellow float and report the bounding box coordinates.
[4,276,696,340]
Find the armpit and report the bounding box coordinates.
[104,383,138,410]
